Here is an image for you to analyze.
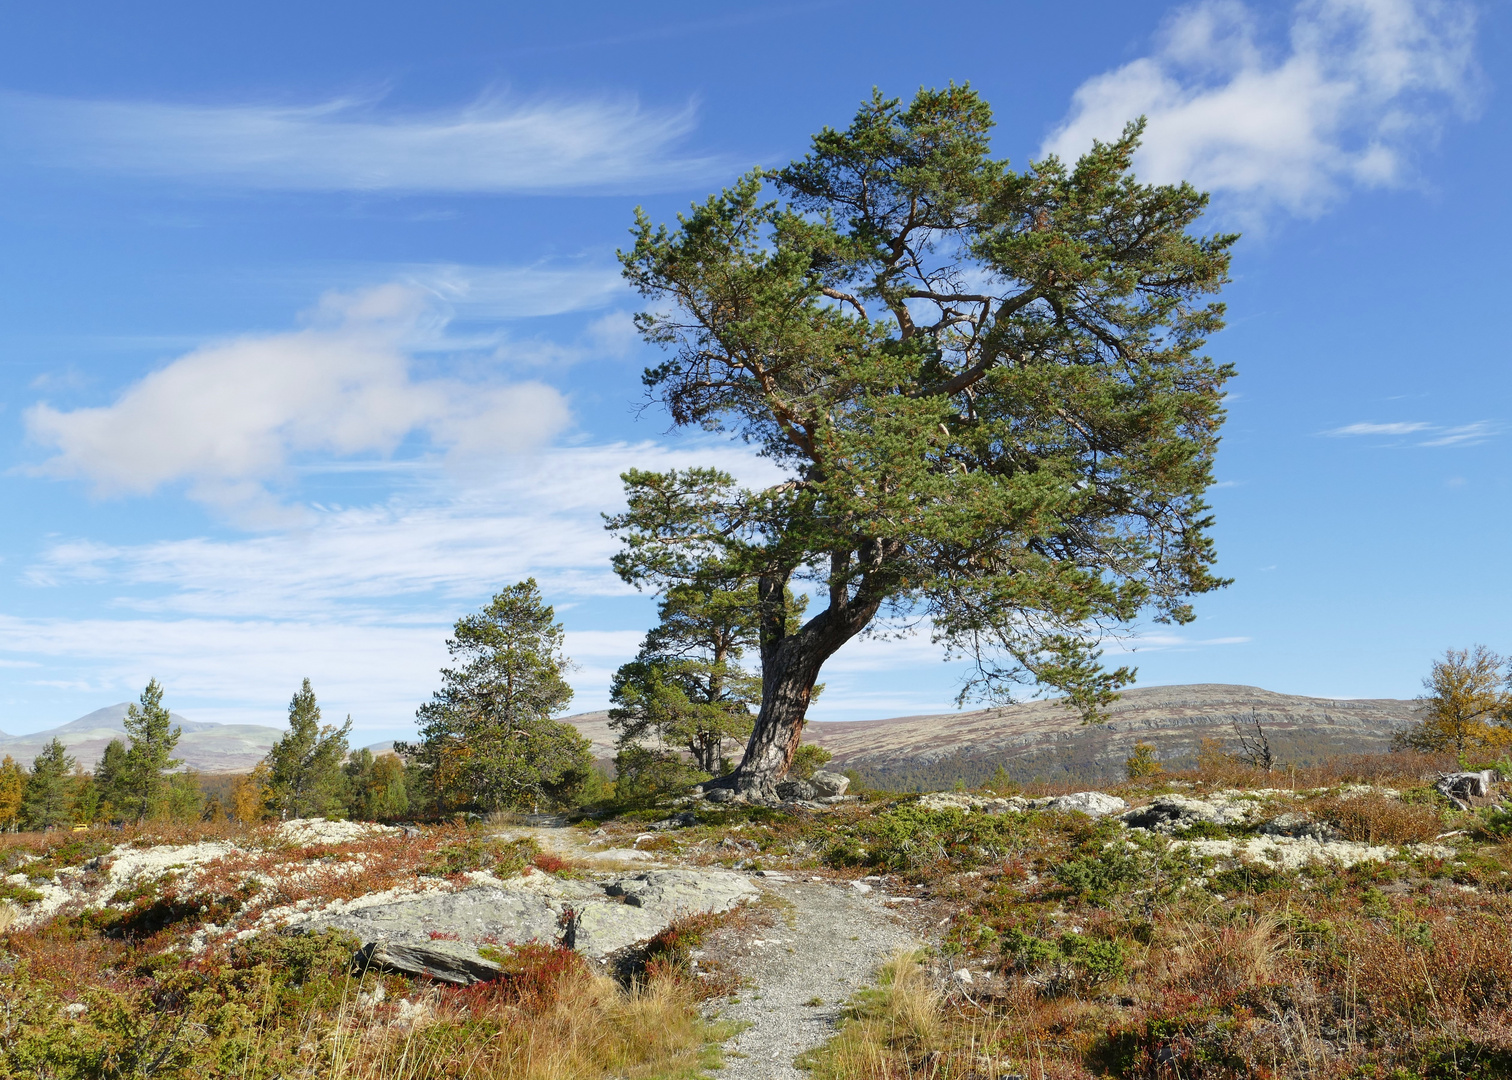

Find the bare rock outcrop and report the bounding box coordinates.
[297,868,758,984]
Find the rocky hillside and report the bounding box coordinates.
[559,685,1421,790]
[801,684,1422,788]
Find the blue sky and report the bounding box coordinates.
[0,0,1506,741]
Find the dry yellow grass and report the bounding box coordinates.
[321,966,727,1080]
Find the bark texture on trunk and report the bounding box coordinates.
[732,646,826,794]
[730,552,892,796]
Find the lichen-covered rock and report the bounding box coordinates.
[776,779,818,801]
[1259,812,1339,841]
[809,770,851,798]
[916,792,1023,813]
[649,812,697,831]
[1122,795,1256,832]
[295,867,759,983]
[1031,792,1128,818]
[604,869,756,913]
[1172,835,1451,870]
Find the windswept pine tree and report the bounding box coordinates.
[612,87,1235,793]
[22,738,76,830]
[609,581,770,784]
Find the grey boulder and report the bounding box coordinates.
[809,770,851,798]
[775,779,817,801]
[1121,795,1249,833]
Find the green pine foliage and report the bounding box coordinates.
[265,679,352,819]
[118,679,184,822]
[92,738,129,822]
[611,86,1235,784]
[609,581,779,782]
[398,580,594,813]
[21,739,76,830]
[788,744,833,780]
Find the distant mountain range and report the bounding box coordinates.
[0,705,283,774]
[3,684,1423,783]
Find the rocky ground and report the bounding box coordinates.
[3,767,1506,1079]
[510,822,921,1080]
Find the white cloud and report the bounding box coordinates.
[22,284,571,516]
[1043,0,1480,218]
[395,263,628,323]
[23,441,784,618]
[1325,419,1496,444]
[0,613,447,735]
[1417,421,1496,446]
[0,91,723,194]
[1327,421,1433,435]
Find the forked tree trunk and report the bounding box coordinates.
[727,564,888,796]
[730,645,827,794]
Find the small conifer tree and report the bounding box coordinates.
[120,679,183,822]
[398,580,593,813]
[22,738,77,830]
[1125,742,1163,780]
[0,756,24,831]
[265,679,351,819]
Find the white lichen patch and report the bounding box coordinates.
[1172,835,1452,870]
[103,842,239,887]
[276,818,399,847]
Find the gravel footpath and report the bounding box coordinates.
[516,824,920,1079]
[708,877,919,1080]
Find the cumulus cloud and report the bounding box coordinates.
[1325,419,1496,444]
[0,91,723,194]
[1042,0,1481,218]
[23,284,571,515]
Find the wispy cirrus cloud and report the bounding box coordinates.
[1325,419,1496,445]
[0,91,724,194]
[1043,0,1481,220]
[21,442,784,618]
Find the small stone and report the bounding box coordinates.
[649,812,697,831]
[850,880,872,894]
[704,788,736,803]
[952,968,974,985]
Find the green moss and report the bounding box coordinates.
[0,881,44,905]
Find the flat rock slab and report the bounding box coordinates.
[301,869,757,984]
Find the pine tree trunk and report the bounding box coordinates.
[727,558,889,796]
[730,645,826,795]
